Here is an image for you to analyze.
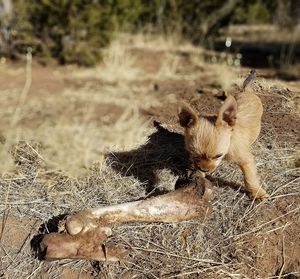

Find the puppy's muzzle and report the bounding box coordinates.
[191,160,211,173]
[198,167,210,173]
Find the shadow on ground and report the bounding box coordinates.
[106,121,191,195]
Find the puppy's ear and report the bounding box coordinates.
[178,102,198,128]
[216,95,237,126]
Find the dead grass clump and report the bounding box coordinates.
[127,32,201,54]
[72,34,205,83]
[71,37,141,83]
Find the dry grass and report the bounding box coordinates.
[0,44,156,176]
[125,32,200,53]
[0,33,299,279]
[72,38,141,83]
[72,34,204,83]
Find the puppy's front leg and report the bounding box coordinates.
[234,151,269,200]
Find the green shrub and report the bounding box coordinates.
[14,0,117,65]
[110,0,143,31]
[0,0,295,65]
[4,0,142,65]
[232,0,271,24]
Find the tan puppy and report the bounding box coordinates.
[179,85,269,200]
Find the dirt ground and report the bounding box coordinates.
[0,34,299,278]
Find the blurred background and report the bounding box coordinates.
[0,0,299,69]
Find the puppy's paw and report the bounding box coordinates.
[248,189,269,201]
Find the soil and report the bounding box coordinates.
[0,215,34,252]
[235,197,300,278]
[0,62,69,96]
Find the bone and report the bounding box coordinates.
[66,177,213,235]
[41,228,127,262]
[40,176,213,262]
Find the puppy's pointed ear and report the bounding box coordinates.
[178,102,199,128]
[216,95,237,126]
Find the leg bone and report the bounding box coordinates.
[40,177,213,262]
[66,180,213,236]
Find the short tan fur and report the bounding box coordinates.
[179,76,268,200]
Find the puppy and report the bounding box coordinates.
[178,78,269,200]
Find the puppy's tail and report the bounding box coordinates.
[241,69,256,91]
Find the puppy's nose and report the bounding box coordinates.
[199,167,209,173]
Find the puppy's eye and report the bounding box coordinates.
[193,156,201,162]
[213,154,223,159]
[193,154,205,161]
